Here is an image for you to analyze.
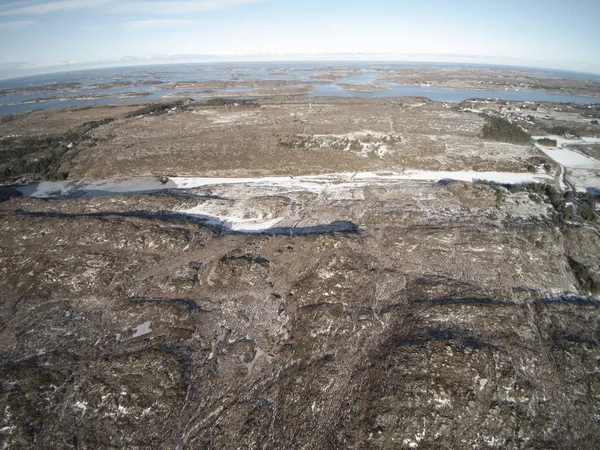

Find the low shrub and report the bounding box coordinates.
[577,193,598,222]
[201,98,258,107]
[126,100,186,118]
[474,180,597,223]
[0,118,115,183]
[536,138,557,147]
[544,125,580,137]
[567,257,600,294]
[481,116,531,144]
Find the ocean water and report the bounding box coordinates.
[0,61,599,116]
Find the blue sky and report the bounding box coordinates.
[1,0,599,78]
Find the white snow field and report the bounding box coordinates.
[533,136,600,168]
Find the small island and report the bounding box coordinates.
[337,83,391,92]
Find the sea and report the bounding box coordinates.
[1,61,599,116]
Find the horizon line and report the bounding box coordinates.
[2,57,600,82]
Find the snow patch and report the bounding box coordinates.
[132,321,152,338]
[177,203,283,233]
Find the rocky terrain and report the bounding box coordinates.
[0,97,560,182]
[1,177,600,449]
[1,96,600,449]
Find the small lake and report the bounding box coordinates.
[0,62,599,116]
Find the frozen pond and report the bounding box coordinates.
[15,170,553,200]
[15,177,176,198]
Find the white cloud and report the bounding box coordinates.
[0,20,35,29]
[126,19,195,29]
[0,0,111,16]
[0,0,265,16]
[113,0,265,14]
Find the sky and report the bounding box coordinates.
[1,0,599,79]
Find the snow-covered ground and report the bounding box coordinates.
[533,136,600,168]
[461,108,484,114]
[16,170,553,200]
[176,203,284,233]
[172,170,552,193]
[293,130,398,158]
[565,169,600,194]
[533,135,600,192]
[538,148,598,167]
